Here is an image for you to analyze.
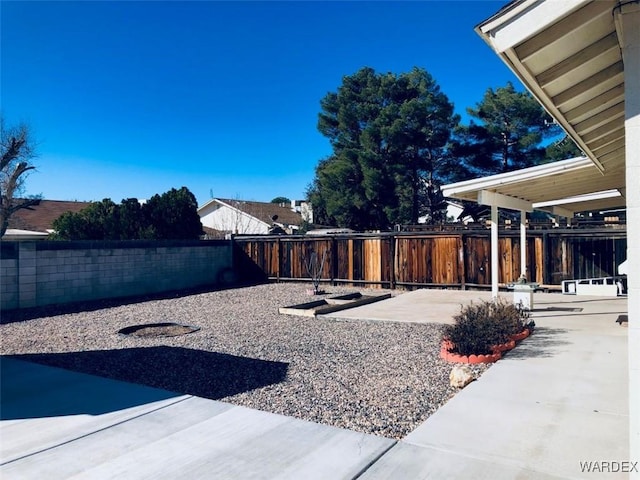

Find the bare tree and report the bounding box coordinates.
[228,199,263,234]
[225,198,273,235]
[302,247,327,295]
[1,117,41,237]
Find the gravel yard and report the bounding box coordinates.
[0,283,490,439]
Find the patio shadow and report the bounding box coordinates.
[502,327,571,360]
[2,346,288,420]
[531,306,583,313]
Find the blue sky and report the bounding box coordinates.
[2,1,518,206]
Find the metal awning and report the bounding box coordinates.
[442,0,633,297]
[468,0,638,455]
[442,156,625,216]
[443,0,629,216]
[474,0,626,201]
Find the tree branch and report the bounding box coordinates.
[1,135,28,171]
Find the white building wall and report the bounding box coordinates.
[617,0,640,466]
[291,200,313,224]
[199,203,269,235]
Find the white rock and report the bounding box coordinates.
[449,365,474,388]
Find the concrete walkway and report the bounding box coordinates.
[325,288,514,325]
[1,357,394,479]
[357,292,630,479]
[1,290,630,479]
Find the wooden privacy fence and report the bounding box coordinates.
[233,228,626,290]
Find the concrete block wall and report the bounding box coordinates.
[0,243,19,309]
[0,240,232,311]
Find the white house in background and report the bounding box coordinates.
[414,200,472,225]
[291,200,313,224]
[198,198,311,236]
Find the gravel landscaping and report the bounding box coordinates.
[0,283,490,439]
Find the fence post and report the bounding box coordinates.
[389,234,396,289]
[331,236,338,286]
[230,234,236,276]
[459,233,466,290]
[276,237,280,282]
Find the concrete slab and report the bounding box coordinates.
[1,358,395,479]
[324,289,500,324]
[0,357,190,464]
[399,390,628,479]
[359,442,566,480]
[325,288,628,327]
[359,291,630,480]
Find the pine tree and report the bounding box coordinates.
[309,67,457,229]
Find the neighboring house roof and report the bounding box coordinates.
[7,200,92,234]
[200,198,304,227]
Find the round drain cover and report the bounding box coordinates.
[118,322,199,338]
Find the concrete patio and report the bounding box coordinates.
[357,291,630,479]
[0,290,630,479]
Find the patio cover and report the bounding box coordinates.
[460,0,638,459]
[476,0,626,182]
[442,156,625,216]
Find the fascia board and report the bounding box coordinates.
[441,157,592,197]
[532,189,621,208]
[477,0,589,53]
[197,198,219,214]
[475,0,609,173]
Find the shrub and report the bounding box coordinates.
[51,187,203,240]
[491,297,531,337]
[443,298,530,356]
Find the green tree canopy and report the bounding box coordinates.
[270,196,291,204]
[308,66,458,230]
[52,187,203,240]
[143,187,203,240]
[447,82,562,181]
[52,199,119,240]
[545,134,582,162]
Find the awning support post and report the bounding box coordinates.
[491,203,499,299]
[520,210,527,279]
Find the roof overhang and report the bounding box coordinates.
[476,0,625,182]
[1,229,50,241]
[444,0,627,214]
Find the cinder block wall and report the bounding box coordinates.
[0,243,20,310]
[0,240,232,311]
